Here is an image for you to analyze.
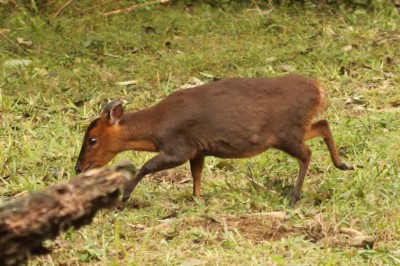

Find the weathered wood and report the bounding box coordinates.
[0,162,136,266]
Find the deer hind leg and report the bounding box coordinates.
[274,140,312,206]
[305,120,353,170]
[190,155,205,197]
[286,143,312,207]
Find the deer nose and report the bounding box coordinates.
[75,164,81,174]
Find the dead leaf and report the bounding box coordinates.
[115,80,137,86]
[277,64,297,73]
[127,223,146,229]
[0,28,10,34]
[343,45,353,52]
[345,95,365,106]
[180,77,204,89]
[339,228,363,237]
[34,68,49,77]
[4,59,32,68]
[265,57,277,63]
[16,37,33,47]
[250,211,289,221]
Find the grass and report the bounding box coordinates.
[1,1,400,265]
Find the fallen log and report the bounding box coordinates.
[0,162,136,266]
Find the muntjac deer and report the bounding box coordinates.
[75,74,353,206]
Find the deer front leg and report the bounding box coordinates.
[190,155,205,197]
[122,152,188,201]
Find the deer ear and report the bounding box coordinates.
[102,101,124,125]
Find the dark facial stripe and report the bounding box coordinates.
[77,118,100,163]
[87,118,100,133]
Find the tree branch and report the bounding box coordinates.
[0,162,136,266]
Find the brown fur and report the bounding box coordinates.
[75,74,353,206]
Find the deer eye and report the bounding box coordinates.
[88,137,97,146]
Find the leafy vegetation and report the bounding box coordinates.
[1,1,399,265]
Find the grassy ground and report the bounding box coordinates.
[1,1,400,265]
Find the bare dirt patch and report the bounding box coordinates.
[184,213,301,243]
[149,169,191,184]
[177,213,376,249]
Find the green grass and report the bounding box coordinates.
[1,1,400,265]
